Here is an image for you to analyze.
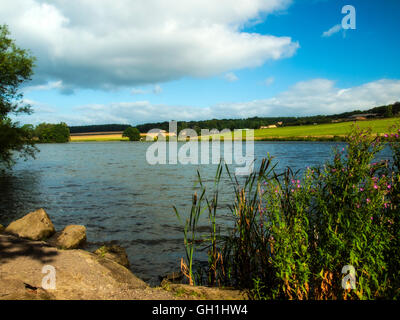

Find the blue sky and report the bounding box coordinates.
[2,0,399,126]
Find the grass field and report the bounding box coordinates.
[196,118,400,141]
[254,118,399,138]
[252,118,400,140]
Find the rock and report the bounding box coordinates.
[162,283,248,300]
[0,234,175,300]
[5,208,55,240]
[0,224,4,233]
[94,245,130,268]
[48,225,86,249]
[0,278,55,300]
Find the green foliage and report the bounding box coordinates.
[385,105,393,118]
[34,122,70,143]
[69,124,131,134]
[176,124,400,299]
[122,126,141,141]
[0,24,36,168]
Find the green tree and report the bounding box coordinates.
[0,25,36,168]
[123,126,141,141]
[385,105,393,118]
[34,122,70,143]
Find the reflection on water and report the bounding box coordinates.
[0,141,348,284]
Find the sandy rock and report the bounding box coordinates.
[162,282,248,300]
[94,245,130,268]
[0,278,55,300]
[5,208,55,240]
[48,225,86,249]
[0,233,175,300]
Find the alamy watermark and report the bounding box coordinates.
[42,265,56,290]
[341,265,356,290]
[342,5,356,30]
[145,121,255,175]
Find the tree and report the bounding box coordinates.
[123,127,141,141]
[0,25,36,168]
[385,105,393,118]
[34,122,70,143]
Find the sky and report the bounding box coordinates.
[1,0,400,126]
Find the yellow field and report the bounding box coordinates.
[70,134,128,142]
[70,132,176,142]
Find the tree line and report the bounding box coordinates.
[69,124,131,134]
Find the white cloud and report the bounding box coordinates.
[22,80,75,95]
[0,0,297,90]
[224,72,239,82]
[19,79,400,125]
[322,24,342,37]
[218,79,400,117]
[263,76,275,86]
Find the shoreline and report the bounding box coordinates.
[0,209,247,300]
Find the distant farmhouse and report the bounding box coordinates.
[260,124,278,129]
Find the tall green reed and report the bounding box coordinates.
[174,124,400,299]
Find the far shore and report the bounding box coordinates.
[68,117,399,143]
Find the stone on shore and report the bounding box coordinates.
[5,208,55,240]
[94,245,130,268]
[48,225,87,249]
[0,278,55,300]
[0,233,175,300]
[162,282,248,300]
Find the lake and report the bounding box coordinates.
[0,141,347,284]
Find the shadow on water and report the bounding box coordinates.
[0,171,43,226]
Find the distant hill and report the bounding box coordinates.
[69,102,400,133]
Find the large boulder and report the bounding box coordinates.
[48,225,86,249]
[5,209,55,240]
[0,278,55,300]
[94,245,130,268]
[0,234,172,300]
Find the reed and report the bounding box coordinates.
[175,124,400,299]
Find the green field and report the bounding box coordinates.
[199,118,400,141]
[253,118,399,140]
